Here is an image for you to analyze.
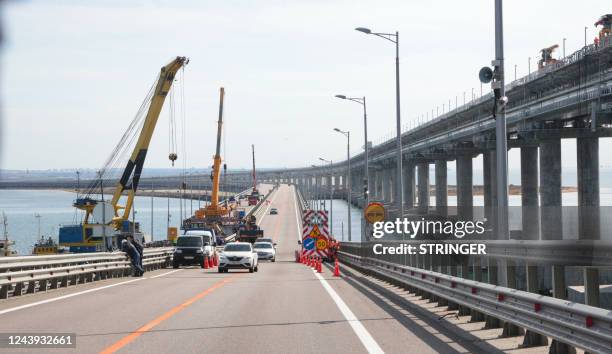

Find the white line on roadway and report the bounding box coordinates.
[149,269,183,278]
[0,269,183,316]
[292,186,302,241]
[313,269,384,354]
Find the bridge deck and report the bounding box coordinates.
[0,185,553,353]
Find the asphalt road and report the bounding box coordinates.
[0,185,549,354]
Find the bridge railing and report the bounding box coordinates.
[338,249,612,354]
[0,248,173,299]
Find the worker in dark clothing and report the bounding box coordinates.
[121,239,143,276]
[128,235,145,275]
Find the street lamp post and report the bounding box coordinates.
[334,128,351,242]
[494,0,509,240]
[334,95,369,206]
[356,27,403,217]
[563,37,566,58]
[319,158,334,235]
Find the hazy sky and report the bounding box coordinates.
[1,0,610,174]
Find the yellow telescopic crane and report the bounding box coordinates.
[203,87,229,217]
[75,56,188,231]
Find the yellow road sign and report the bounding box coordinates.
[316,238,327,250]
[364,202,385,224]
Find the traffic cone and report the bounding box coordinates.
[212,254,218,267]
[203,256,210,269]
[317,259,323,273]
[333,258,340,277]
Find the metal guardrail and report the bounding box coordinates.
[0,248,173,299]
[344,239,612,267]
[339,251,612,354]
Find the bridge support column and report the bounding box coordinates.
[521,146,539,240]
[403,160,415,209]
[483,151,498,238]
[375,170,383,201]
[540,140,562,240]
[435,160,447,217]
[577,137,600,240]
[387,167,396,204]
[417,162,429,214]
[456,155,473,221]
[540,139,568,348]
[382,168,391,203]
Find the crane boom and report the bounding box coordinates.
[109,56,188,225]
[252,144,257,191]
[210,87,225,209]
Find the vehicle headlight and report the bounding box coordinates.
[196,249,203,253]
[175,249,183,254]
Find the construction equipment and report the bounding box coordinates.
[236,214,264,243]
[59,56,188,252]
[538,44,558,69]
[595,14,612,43]
[201,87,230,218]
[183,88,242,240]
[247,144,260,206]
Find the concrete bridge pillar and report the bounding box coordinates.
[435,160,447,217]
[577,137,600,240]
[539,140,562,240]
[383,168,392,203]
[375,170,383,201]
[388,167,396,204]
[521,146,540,240]
[403,160,415,209]
[577,137,601,310]
[417,162,429,214]
[483,151,498,238]
[456,155,473,221]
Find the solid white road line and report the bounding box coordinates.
[0,278,145,316]
[149,269,183,278]
[0,269,183,316]
[313,270,384,354]
[292,186,303,241]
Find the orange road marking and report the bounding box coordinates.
[100,275,235,354]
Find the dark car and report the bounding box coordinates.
[270,208,278,215]
[172,232,214,268]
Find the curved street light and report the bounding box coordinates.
[333,128,351,242]
[355,26,403,217]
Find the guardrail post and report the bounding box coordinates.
[470,257,485,322]
[458,259,471,316]
[484,259,502,329]
[447,265,459,311]
[500,260,525,337]
[522,264,548,347]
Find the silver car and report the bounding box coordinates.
[253,242,276,262]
